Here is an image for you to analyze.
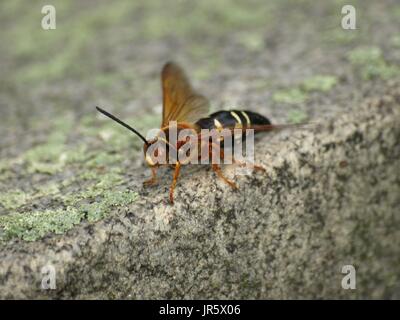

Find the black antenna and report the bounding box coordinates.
[96,106,149,146]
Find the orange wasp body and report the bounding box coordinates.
[97,62,303,203]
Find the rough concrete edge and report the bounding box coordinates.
[0,84,399,299]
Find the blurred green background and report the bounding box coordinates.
[1,0,399,127]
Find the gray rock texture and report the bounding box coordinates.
[0,0,400,299]
[1,87,399,299]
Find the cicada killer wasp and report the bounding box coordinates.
[96,62,306,204]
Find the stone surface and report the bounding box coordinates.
[1,88,399,299]
[0,0,399,299]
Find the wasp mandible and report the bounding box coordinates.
[96,62,304,203]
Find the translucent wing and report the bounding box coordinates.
[220,122,315,133]
[161,62,210,127]
[197,123,316,143]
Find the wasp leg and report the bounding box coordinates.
[231,158,266,172]
[208,143,238,190]
[218,146,266,173]
[143,167,158,186]
[169,162,181,204]
[211,164,238,190]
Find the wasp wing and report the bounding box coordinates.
[215,122,315,133]
[161,62,210,127]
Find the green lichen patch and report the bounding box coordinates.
[391,36,400,48]
[139,0,274,40]
[0,207,81,242]
[0,116,137,241]
[301,75,338,92]
[81,190,137,222]
[273,88,308,104]
[393,5,400,18]
[0,190,30,211]
[10,1,137,84]
[21,114,75,174]
[192,59,222,81]
[348,47,383,65]
[323,29,359,45]
[86,152,123,168]
[273,74,338,106]
[0,182,60,211]
[53,169,126,212]
[0,107,144,242]
[287,110,309,124]
[23,137,65,163]
[9,109,142,178]
[0,190,137,242]
[348,47,400,80]
[237,33,265,51]
[61,144,89,164]
[0,159,15,182]
[4,0,277,86]
[80,112,158,153]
